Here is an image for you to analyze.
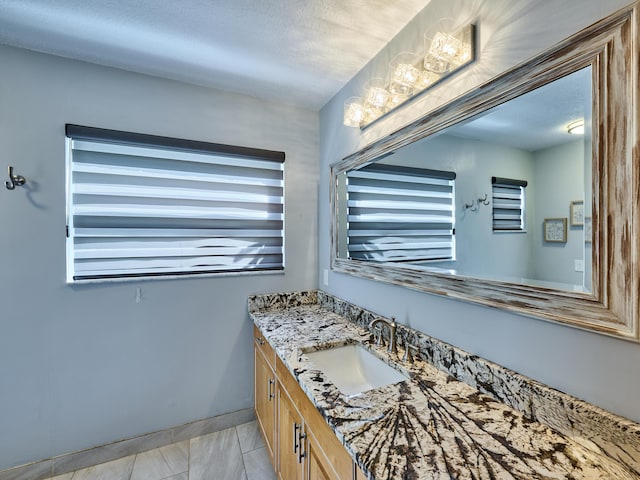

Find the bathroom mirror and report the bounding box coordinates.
[331,5,639,340]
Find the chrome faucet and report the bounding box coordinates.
[369,316,398,355]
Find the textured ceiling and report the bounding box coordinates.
[0,0,430,109]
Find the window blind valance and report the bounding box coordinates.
[65,124,285,162]
[66,125,285,282]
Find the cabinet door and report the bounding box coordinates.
[277,385,304,480]
[255,345,276,464]
[306,427,338,480]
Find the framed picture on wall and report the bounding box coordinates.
[585,217,592,243]
[570,200,584,226]
[544,218,567,243]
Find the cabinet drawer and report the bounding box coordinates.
[254,324,276,368]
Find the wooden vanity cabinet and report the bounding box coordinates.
[254,326,359,480]
[254,326,277,466]
[276,356,352,480]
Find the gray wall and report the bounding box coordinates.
[319,0,640,424]
[532,140,587,287]
[0,45,318,470]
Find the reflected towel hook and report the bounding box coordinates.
[464,194,489,212]
[464,199,479,212]
[5,166,26,190]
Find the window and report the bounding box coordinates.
[346,163,455,263]
[491,176,527,232]
[65,125,284,282]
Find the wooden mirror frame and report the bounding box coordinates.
[330,3,640,341]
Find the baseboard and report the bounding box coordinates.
[0,408,255,480]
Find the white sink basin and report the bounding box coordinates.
[305,344,407,396]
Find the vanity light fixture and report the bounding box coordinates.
[567,120,585,135]
[343,22,476,128]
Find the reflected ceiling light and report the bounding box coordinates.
[567,120,585,135]
[343,22,476,128]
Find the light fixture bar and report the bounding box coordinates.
[343,23,477,129]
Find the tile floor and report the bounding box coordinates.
[45,421,276,480]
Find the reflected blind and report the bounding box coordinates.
[65,125,285,282]
[492,176,527,232]
[346,164,455,263]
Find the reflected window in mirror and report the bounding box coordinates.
[492,177,527,233]
[336,66,591,293]
[343,164,455,263]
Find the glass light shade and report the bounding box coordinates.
[389,52,420,95]
[364,105,384,124]
[429,31,463,63]
[423,20,475,73]
[414,70,441,93]
[453,42,472,65]
[344,97,365,127]
[448,24,475,67]
[387,92,409,110]
[423,53,449,74]
[364,78,390,109]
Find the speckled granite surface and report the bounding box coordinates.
[249,290,640,480]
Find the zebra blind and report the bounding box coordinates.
[65,125,285,282]
[492,176,527,232]
[346,163,455,263]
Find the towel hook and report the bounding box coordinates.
[5,166,26,190]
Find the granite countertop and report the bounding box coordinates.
[250,301,639,480]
